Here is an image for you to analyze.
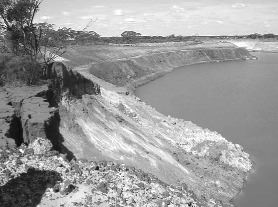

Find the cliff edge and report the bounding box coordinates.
[0,42,254,207]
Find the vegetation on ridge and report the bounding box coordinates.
[0,0,67,85]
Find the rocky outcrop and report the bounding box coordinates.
[47,62,100,100]
[20,96,56,144]
[0,86,54,147]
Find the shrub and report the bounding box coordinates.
[2,56,43,86]
[0,54,13,86]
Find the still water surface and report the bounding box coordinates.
[136,53,278,207]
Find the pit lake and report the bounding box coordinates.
[136,52,278,207]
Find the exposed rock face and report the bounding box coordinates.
[0,87,60,153]
[47,62,100,100]
[20,96,56,144]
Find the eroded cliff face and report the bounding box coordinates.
[87,47,253,89]
[0,45,254,207]
[0,86,52,148]
[54,46,254,206]
[58,86,252,206]
[0,62,101,156]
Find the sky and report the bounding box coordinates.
[36,0,278,36]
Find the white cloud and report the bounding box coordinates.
[264,21,271,28]
[124,18,136,23]
[232,3,246,9]
[80,15,107,21]
[124,16,147,24]
[94,5,105,8]
[95,15,107,21]
[113,9,123,16]
[63,22,73,26]
[95,22,108,28]
[40,16,52,20]
[172,5,185,13]
[80,15,94,20]
[62,11,70,16]
[216,20,224,24]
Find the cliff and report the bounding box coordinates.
[85,46,253,90]
[59,44,254,206]
[0,43,254,207]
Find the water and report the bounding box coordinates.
[136,52,278,207]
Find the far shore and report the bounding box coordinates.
[227,39,278,53]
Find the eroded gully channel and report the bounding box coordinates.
[136,52,278,207]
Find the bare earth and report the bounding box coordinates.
[0,41,256,207]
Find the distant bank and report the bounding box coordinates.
[228,39,278,52]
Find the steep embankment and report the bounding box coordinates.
[0,43,254,207]
[55,45,254,206]
[86,47,253,91]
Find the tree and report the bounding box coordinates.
[0,1,67,65]
[263,33,275,39]
[0,0,42,58]
[121,31,141,38]
[0,0,66,85]
[121,31,141,44]
[35,23,67,65]
[75,30,100,44]
[247,33,262,39]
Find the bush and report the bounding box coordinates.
[0,54,13,86]
[1,56,43,86]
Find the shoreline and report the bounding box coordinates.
[133,63,256,207]
[231,154,257,205]
[250,50,278,53]
[128,57,257,93]
[127,50,259,206]
[227,40,278,53]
